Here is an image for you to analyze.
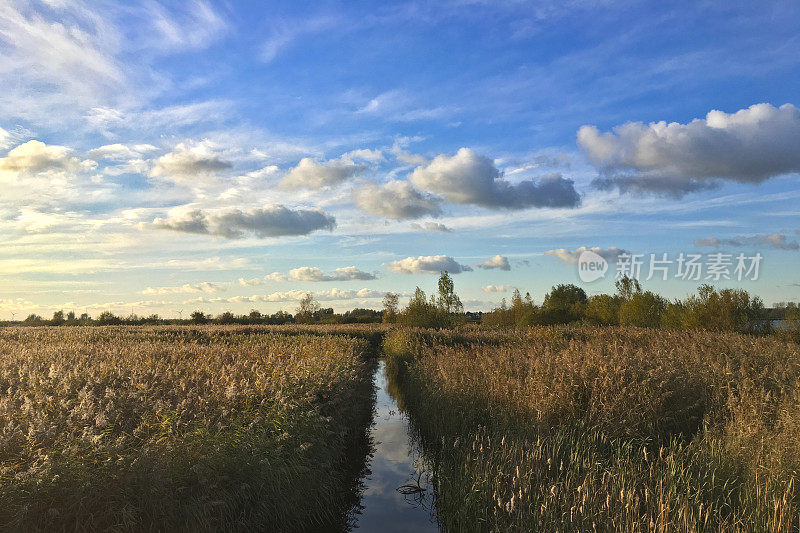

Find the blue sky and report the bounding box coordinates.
[1,0,799,318]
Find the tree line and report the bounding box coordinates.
[6,272,799,336]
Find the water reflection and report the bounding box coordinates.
[352,360,439,532]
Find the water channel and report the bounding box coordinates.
[351,359,439,531]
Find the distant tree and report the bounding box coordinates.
[667,284,765,333]
[541,284,587,324]
[189,311,210,325]
[615,276,642,301]
[398,287,443,328]
[437,272,463,315]
[79,313,91,321]
[584,294,621,326]
[97,311,121,325]
[23,314,44,325]
[382,292,399,324]
[295,294,321,324]
[619,291,667,328]
[269,310,292,324]
[483,289,538,328]
[51,310,65,326]
[143,314,162,324]
[215,311,237,325]
[66,310,77,323]
[248,310,264,324]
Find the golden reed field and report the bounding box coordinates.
[2,323,800,531]
[384,326,800,532]
[0,326,380,531]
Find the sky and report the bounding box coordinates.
[1,0,799,318]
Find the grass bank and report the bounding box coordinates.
[384,327,800,531]
[0,326,377,531]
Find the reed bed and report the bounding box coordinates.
[0,326,376,531]
[384,327,800,531]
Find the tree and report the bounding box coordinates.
[97,311,121,325]
[619,291,667,328]
[23,314,44,325]
[437,272,463,315]
[189,311,210,325]
[541,284,587,324]
[295,293,321,324]
[398,287,442,328]
[669,285,765,333]
[215,311,236,325]
[615,276,642,301]
[382,292,399,323]
[584,294,621,325]
[51,310,65,326]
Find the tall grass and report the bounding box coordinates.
[0,326,376,531]
[384,327,800,531]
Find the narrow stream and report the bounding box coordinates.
[352,359,439,531]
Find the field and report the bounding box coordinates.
[384,326,800,531]
[2,323,799,532]
[0,326,379,531]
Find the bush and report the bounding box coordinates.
[619,291,667,328]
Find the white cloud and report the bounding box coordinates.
[476,255,511,271]
[410,222,452,232]
[545,246,629,264]
[88,143,157,160]
[147,0,228,51]
[409,148,581,209]
[149,141,232,183]
[694,233,799,250]
[482,285,514,293]
[579,103,800,196]
[385,255,472,274]
[261,15,339,63]
[355,181,442,219]
[193,287,384,304]
[280,156,366,189]
[0,140,83,181]
[149,205,336,239]
[142,282,225,295]
[345,148,384,163]
[238,277,263,286]
[287,266,376,282]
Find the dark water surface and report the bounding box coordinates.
[352,360,439,532]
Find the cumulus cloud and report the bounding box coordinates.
[409,148,580,209]
[142,282,225,295]
[476,255,511,271]
[482,285,514,293]
[345,148,384,163]
[280,157,366,189]
[149,205,336,239]
[194,288,384,304]
[385,255,472,274]
[694,233,799,250]
[355,181,442,219]
[149,141,232,183]
[88,143,157,160]
[579,103,800,196]
[287,266,376,282]
[410,222,452,232]
[545,246,629,264]
[0,140,83,181]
